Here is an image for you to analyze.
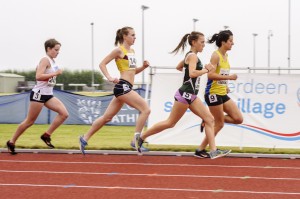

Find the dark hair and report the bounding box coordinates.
[114,26,134,46]
[171,31,204,54]
[208,30,233,47]
[44,39,61,52]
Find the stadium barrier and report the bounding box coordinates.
[0,89,145,126]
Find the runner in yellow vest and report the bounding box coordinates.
[197,30,243,158]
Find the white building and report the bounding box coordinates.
[0,73,25,93]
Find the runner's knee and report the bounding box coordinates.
[165,120,177,128]
[204,115,214,126]
[142,107,151,116]
[61,112,69,120]
[215,122,224,130]
[234,116,243,124]
[59,110,69,120]
[103,116,113,123]
[24,119,35,127]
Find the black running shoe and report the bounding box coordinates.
[6,141,17,155]
[194,149,210,158]
[40,133,55,148]
[200,120,205,133]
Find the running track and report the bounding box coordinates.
[0,152,299,199]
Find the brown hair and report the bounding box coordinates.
[114,27,134,46]
[44,39,61,52]
[171,31,204,54]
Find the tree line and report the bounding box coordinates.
[2,69,105,91]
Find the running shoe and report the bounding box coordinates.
[210,148,231,159]
[200,120,205,133]
[130,134,149,152]
[194,149,210,158]
[130,141,150,152]
[6,140,17,155]
[79,135,88,155]
[134,133,143,153]
[40,133,55,148]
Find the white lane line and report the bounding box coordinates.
[0,169,299,181]
[0,159,299,170]
[0,183,299,195]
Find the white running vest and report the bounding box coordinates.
[32,56,59,95]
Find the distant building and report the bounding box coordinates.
[0,73,25,93]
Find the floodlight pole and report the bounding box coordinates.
[252,33,258,71]
[141,5,149,85]
[267,30,273,73]
[288,0,291,73]
[192,18,198,31]
[91,22,95,86]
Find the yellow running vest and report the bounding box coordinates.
[115,45,137,72]
[206,50,230,95]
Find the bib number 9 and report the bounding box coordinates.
[208,94,218,103]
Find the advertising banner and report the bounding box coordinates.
[147,73,300,149]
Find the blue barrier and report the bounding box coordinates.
[0,89,146,126]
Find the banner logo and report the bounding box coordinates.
[77,99,102,124]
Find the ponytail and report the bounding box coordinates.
[171,31,204,54]
[208,30,233,47]
[171,33,190,54]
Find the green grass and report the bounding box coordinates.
[1,124,299,154]
[1,124,136,150]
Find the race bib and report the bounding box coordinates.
[33,91,41,101]
[182,92,192,100]
[217,68,229,85]
[123,84,130,91]
[127,53,137,68]
[208,94,218,103]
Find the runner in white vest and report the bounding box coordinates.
[6,39,69,155]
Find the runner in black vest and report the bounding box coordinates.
[135,31,231,159]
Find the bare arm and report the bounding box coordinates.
[187,54,209,78]
[99,48,121,83]
[176,60,184,71]
[35,58,62,81]
[207,52,237,80]
[135,60,150,74]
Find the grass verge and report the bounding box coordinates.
[1,124,299,154]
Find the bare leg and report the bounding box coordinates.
[141,101,188,140]
[199,99,243,149]
[83,97,124,141]
[198,103,224,150]
[223,99,243,124]
[189,98,216,151]
[118,90,151,134]
[44,97,69,135]
[10,101,44,144]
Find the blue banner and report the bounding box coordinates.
[0,89,146,126]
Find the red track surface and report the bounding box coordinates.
[0,153,299,199]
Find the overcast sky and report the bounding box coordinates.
[0,0,299,82]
